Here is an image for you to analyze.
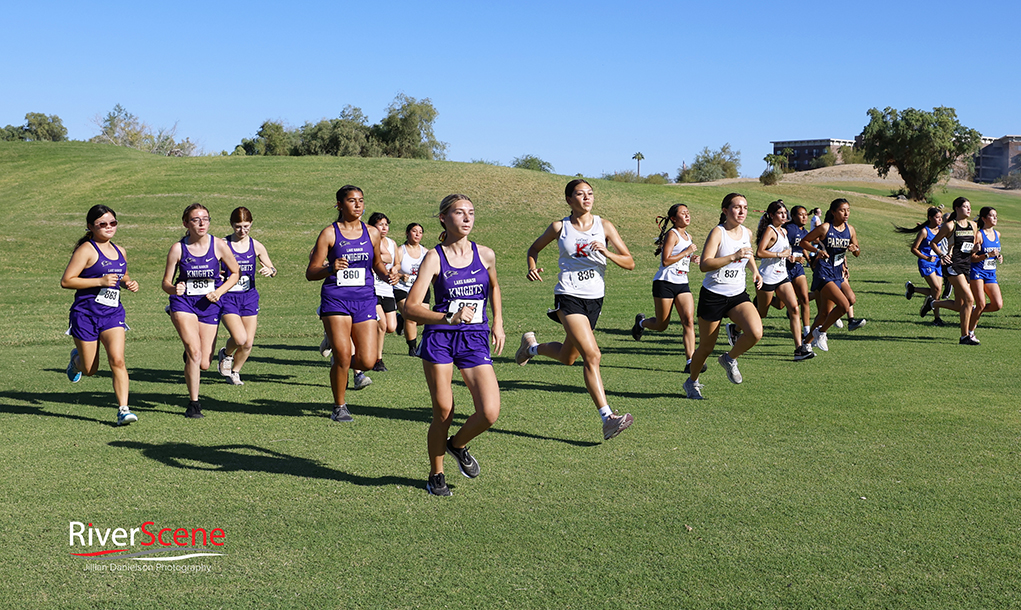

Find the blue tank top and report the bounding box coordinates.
[971,229,1000,275]
[784,222,808,271]
[225,236,257,293]
[818,223,851,282]
[73,240,127,315]
[430,242,490,333]
[174,237,222,295]
[918,225,938,259]
[322,222,374,301]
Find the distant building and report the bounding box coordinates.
[974,135,1021,182]
[770,139,856,171]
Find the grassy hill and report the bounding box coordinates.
[2,142,1021,608]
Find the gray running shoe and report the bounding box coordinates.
[426,473,451,496]
[446,437,480,478]
[352,372,372,390]
[515,332,537,366]
[848,317,867,331]
[718,353,743,384]
[602,412,634,440]
[217,348,233,377]
[631,313,646,341]
[228,371,244,386]
[330,404,353,422]
[683,377,705,400]
[811,327,829,352]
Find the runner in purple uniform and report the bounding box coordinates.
[306,186,392,422]
[61,205,140,425]
[216,207,277,386]
[403,194,505,496]
[162,203,240,418]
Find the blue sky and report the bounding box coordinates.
[3,0,1017,178]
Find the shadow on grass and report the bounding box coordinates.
[0,389,196,426]
[108,440,421,488]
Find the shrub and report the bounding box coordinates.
[676,144,740,183]
[998,171,1021,190]
[511,155,554,173]
[759,167,783,185]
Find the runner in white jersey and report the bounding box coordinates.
[631,203,702,373]
[683,193,763,400]
[753,200,813,361]
[517,179,635,441]
[394,222,430,356]
[369,212,400,372]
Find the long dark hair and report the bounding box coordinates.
[564,179,591,200]
[977,206,996,230]
[335,185,364,222]
[755,200,787,246]
[823,198,849,225]
[367,212,389,227]
[719,192,745,225]
[73,205,116,252]
[654,203,686,255]
[945,197,970,223]
[788,205,807,228]
[893,206,941,234]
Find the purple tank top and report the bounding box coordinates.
[175,237,222,296]
[431,242,490,332]
[322,222,374,301]
[73,240,127,315]
[225,236,257,293]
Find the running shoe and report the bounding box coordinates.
[793,344,816,361]
[725,323,740,347]
[920,296,934,318]
[217,348,233,377]
[683,377,705,400]
[682,361,708,374]
[969,332,980,345]
[811,327,829,352]
[602,412,634,440]
[372,359,388,372]
[426,473,451,496]
[228,371,244,386]
[718,353,743,384]
[932,317,946,327]
[330,404,353,422]
[446,437,480,478]
[515,332,537,366]
[408,341,418,357]
[184,401,204,419]
[319,334,332,359]
[395,313,405,336]
[834,318,844,329]
[848,318,867,331]
[117,407,138,426]
[905,281,915,300]
[959,335,980,346]
[631,313,646,341]
[352,372,372,390]
[66,348,82,383]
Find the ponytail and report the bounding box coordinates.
[894,206,941,234]
[653,203,686,255]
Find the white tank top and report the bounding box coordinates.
[758,225,789,285]
[396,243,426,293]
[652,228,692,285]
[374,236,396,298]
[555,215,607,299]
[702,225,751,297]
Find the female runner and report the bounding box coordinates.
[631,203,702,373]
[403,194,505,497]
[61,205,140,425]
[754,200,814,361]
[929,197,979,345]
[967,206,1003,340]
[517,179,635,439]
[162,203,240,418]
[800,198,860,352]
[897,207,947,326]
[682,193,763,400]
[394,222,429,356]
[368,212,400,372]
[306,186,390,421]
[216,206,276,386]
[783,205,815,338]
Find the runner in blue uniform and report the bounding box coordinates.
[967,206,1003,341]
[800,199,860,352]
[896,207,947,326]
[216,207,276,386]
[403,194,505,497]
[61,205,140,425]
[783,205,816,338]
[306,186,391,421]
[162,203,240,418]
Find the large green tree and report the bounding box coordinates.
[511,154,554,173]
[859,106,981,201]
[371,94,447,160]
[676,143,740,183]
[90,104,194,155]
[1,113,68,141]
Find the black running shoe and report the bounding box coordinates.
[372,359,388,372]
[446,437,480,478]
[682,361,708,374]
[631,313,646,341]
[920,296,934,318]
[726,323,741,347]
[794,345,816,361]
[426,473,451,496]
[959,335,980,345]
[395,313,405,336]
[848,318,867,331]
[408,341,418,357]
[184,401,204,419]
[932,318,946,327]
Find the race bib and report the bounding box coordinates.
[447,299,484,324]
[95,287,120,307]
[983,257,997,271]
[335,267,365,287]
[833,252,846,268]
[677,257,690,273]
[228,275,252,293]
[960,242,974,254]
[717,265,744,285]
[186,278,214,296]
[574,268,598,283]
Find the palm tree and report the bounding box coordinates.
[632,152,644,177]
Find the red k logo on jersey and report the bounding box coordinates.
[574,241,591,258]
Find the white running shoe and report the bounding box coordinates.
[217,348,233,377]
[228,371,244,386]
[683,377,705,400]
[812,327,829,352]
[319,333,332,359]
[718,353,743,384]
[117,406,138,426]
[515,332,537,366]
[834,318,844,329]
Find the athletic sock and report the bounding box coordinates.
[528,344,538,357]
[598,406,612,422]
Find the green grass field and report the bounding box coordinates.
[2,142,1021,608]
